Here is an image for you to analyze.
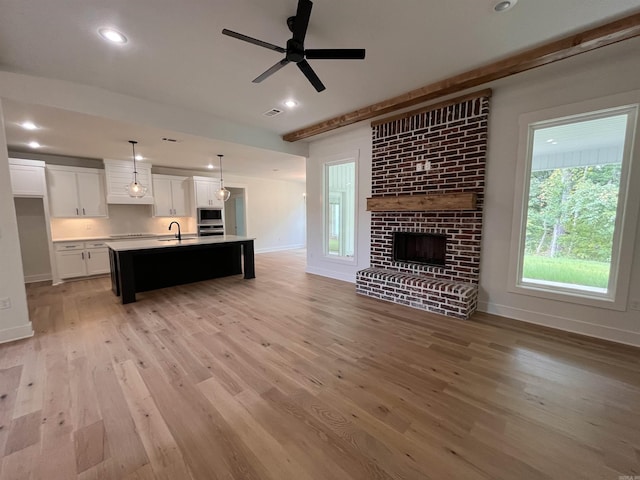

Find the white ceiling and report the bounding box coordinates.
[3,99,306,182]
[1,0,639,178]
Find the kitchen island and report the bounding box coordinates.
[106,235,255,304]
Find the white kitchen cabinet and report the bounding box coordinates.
[103,159,154,205]
[85,242,111,275]
[9,159,47,196]
[55,241,110,279]
[193,176,223,208]
[46,165,107,217]
[153,175,189,216]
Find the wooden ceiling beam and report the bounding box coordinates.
[282,11,640,142]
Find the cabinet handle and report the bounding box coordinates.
[81,252,85,260]
[76,208,79,215]
[88,251,91,259]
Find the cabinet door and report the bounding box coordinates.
[10,164,45,196]
[153,177,174,216]
[56,250,86,279]
[194,180,212,207]
[47,169,80,217]
[171,179,189,216]
[86,248,110,275]
[77,171,107,217]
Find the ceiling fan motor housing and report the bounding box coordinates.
[286,39,305,62]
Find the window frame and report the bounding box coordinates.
[322,152,358,264]
[507,92,640,311]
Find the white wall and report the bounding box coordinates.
[225,174,306,253]
[306,127,372,283]
[14,197,52,282]
[479,40,640,346]
[0,100,33,343]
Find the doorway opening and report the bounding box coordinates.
[224,187,247,236]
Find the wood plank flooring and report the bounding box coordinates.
[1,249,639,479]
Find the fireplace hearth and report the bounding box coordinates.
[393,232,446,267]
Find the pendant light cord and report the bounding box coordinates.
[218,154,224,185]
[130,140,139,181]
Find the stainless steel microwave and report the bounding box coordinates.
[197,208,223,224]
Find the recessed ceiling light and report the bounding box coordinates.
[21,121,38,130]
[284,99,298,108]
[546,138,555,143]
[98,28,128,45]
[135,154,144,160]
[207,164,214,169]
[494,0,517,12]
[28,141,41,149]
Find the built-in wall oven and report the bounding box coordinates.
[197,208,224,236]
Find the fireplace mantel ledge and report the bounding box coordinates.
[366,193,477,212]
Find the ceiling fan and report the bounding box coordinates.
[222,0,365,92]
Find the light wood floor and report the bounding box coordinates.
[1,250,639,479]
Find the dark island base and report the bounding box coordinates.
[110,240,255,304]
[134,244,242,292]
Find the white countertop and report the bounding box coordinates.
[105,235,255,252]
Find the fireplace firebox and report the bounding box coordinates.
[392,232,446,267]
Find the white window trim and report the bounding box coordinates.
[322,151,359,264]
[507,91,640,311]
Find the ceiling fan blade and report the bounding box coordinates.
[222,29,285,53]
[292,0,313,44]
[253,59,291,83]
[305,49,366,60]
[297,60,325,92]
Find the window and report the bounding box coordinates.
[509,96,639,310]
[324,159,356,260]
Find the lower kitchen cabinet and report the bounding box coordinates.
[55,241,111,279]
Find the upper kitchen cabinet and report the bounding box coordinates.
[46,165,107,218]
[9,158,47,196]
[103,159,154,205]
[152,174,189,217]
[193,176,223,208]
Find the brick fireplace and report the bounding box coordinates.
[356,91,490,319]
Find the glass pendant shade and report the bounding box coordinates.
[217,184,231,202]
[128,180,147,197]
[127,140,147,198]
[217,154,231,202]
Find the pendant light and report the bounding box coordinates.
[216,154,231,202]
[127,140,147,198]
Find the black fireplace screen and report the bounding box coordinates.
[392,232,446,267]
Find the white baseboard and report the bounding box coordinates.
[0,323,34,345]
[305,265,356,284]
[24,273,52,283]
[255,244,305,254]
[477,301,640,347]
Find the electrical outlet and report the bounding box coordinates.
[416,162,424,172]
[424,160,432,171]
[0,297,11,310]
[630,299,640,311]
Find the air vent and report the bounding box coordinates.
[162,137,179,142]
[263,108,283,117]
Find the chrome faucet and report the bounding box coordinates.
[168,221,181,241]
